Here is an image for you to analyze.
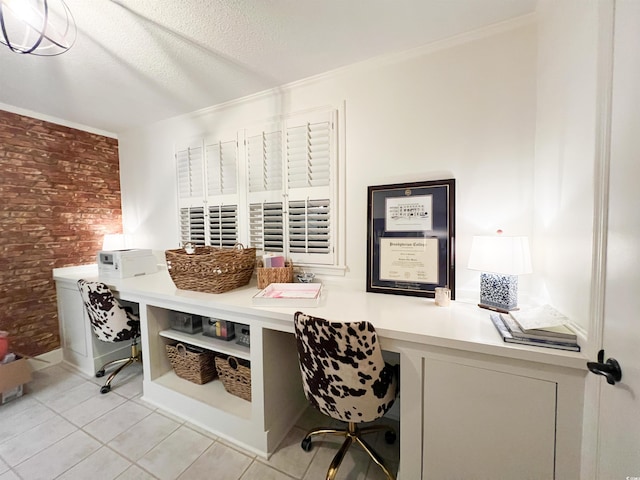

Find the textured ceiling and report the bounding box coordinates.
[0,0,536,135]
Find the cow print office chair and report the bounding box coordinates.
[77,280,141,394]
[293,311,399,480]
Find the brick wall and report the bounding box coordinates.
[0,110,122,357]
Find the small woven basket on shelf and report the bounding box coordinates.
[215,355,251,401]
[165,343,218,385]
[165,244,256,294]
[256,260,293,289]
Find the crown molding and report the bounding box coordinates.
[182,12,537,120]
[0,102,117,139]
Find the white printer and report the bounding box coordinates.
[97,249,158,279]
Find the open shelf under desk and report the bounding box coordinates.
[159,329,250,360]
[152,370,252,420]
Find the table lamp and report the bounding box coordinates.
[467,231,532,313]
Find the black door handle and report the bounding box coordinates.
[587,349,622,385]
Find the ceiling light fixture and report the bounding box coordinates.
[0,0,76,56]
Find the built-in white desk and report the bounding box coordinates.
[54,265,587,480]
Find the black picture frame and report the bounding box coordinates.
[366,179,455,298]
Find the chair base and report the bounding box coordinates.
[301,422,397,480]
[95,339,141,394]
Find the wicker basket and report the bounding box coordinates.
[166,343,218,385]
[256,260,293,289]
[215,355,251,401]
[165,244,256,294]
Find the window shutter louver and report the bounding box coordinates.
[176,145,204,200]
[288,199,332,260]
[176,141,206,245]
[206,139,238,196]
[208,204,238,247]
[179,207,206,245]
[286,119,331,189]
[247,129,283,193]
[249,202,284,253]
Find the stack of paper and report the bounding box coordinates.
[252,283,322,307]
[509,304,570,330]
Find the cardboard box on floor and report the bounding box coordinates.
[0,356,32,404]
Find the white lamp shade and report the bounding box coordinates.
[468,235,532,275]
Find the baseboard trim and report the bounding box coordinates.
[27,348,62,372]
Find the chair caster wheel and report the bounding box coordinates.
[100,385,111,394]
[385,430,397,445]
[301,437,312,452]
[96,370,105,378]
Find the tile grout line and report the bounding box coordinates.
[3,365,399,480]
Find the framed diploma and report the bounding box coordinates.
[367,179,455,298]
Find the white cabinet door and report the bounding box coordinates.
[56,281,131,377]
[57,283,91,366]
[423,358,556,479]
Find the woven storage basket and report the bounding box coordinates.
[215,355,251,401]
[256,260,293,289]
[165,244,256,294]
[166,343,218,385]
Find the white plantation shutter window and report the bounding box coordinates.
[176,140,206,245]
[204,135,240,247]
[176,144,204,201]
[249,202,284,253]
[175,107,341,269]
[246,123,285,252]
[179,207,206,245]
[288,199,333,264]
[285,110,336,265]
[286,119,331,189]
[176,136,240,248]
[206,139,238,196]
[208,204,238,247]
[286,115,333,189]
[247,127,283,194]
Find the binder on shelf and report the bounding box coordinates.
[489,313,580,352]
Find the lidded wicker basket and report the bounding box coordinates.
[165,244,256,294]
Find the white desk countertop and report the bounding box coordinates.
[53,265,587,371]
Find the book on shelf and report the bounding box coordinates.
[489,313,581,352]
[509,304,570,330]
[501,313,577,342]
[520,323,577,339]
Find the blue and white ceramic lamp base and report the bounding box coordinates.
[478,272,519,313]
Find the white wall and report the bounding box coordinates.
[118,17,538,301]
[533,0,601,333]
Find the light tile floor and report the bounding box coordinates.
[0,363,399,480]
